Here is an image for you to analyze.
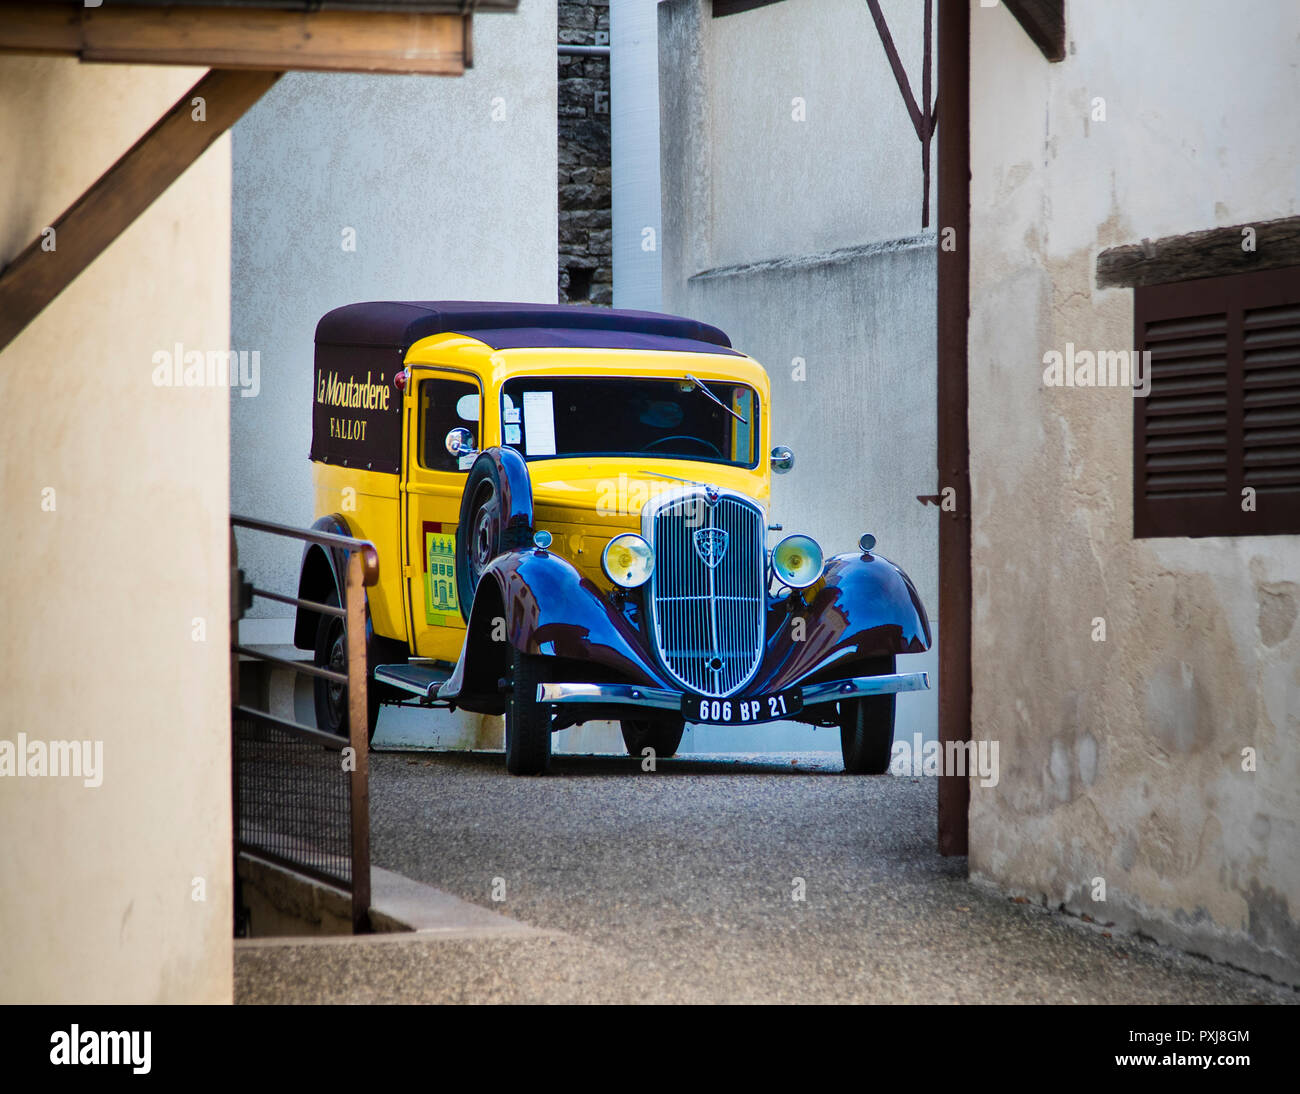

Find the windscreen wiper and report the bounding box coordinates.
[684,374,748,425]
[638,468,706,486]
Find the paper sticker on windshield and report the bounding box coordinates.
[522,391,557,456]
[504,423,522,445]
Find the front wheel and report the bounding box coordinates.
[839,655,896,774]
[620,719,685,759]
[505,646,552,775]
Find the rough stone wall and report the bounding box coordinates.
[558,0,612,305]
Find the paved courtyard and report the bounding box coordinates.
[235,751,1297,1005]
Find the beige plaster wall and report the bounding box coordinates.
[0,57,234,1002]
[967,1,1300,983]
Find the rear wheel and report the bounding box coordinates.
[620,719,685,759]
[505,646,552,775]
[839,655,896,775]
[313,587,380,746]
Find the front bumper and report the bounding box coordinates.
[537,671,929,720]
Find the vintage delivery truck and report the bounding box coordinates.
[296,301,930,775]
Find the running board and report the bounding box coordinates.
[374,662,452,700]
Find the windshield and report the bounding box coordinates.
[499,376,759,467]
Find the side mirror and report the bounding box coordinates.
[770,445,795,474]
[445,427,476,458]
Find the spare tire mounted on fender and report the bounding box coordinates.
[455,449,534,622]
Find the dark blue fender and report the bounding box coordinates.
[440,546,671,708]
[291,513,405,669]
[750,551,932,693]
[491,445,536,539]
[440,546,931,712]
[292,513,356,650]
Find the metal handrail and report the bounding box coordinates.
[230,513,375,933]
[233,704,347,751]
[230,513,380,587]
[232,644,348,685]
[248,585,346,618]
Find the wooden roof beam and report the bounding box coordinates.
[1097,216,1300,289]
[1003,0,1065,63]
[0,5,469,75]
[0,69,280,354]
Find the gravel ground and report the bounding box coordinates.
[235,750,1298,1005]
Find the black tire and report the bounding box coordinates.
[313,587,380,746]
[839,655,896,775]
[505,646,552,775]
[620,719,685,759]
[455,457,524,622]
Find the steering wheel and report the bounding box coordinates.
[642,435,724,458]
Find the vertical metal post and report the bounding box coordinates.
[344,550,371,932]
[230,527,243,934]
[921,0,932,228]
[936,0,971,856]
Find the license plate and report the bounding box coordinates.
[682,687,803,725]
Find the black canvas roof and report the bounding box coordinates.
[315,301,740,356]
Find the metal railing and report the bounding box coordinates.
[230,514,379,933]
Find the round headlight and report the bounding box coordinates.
[772,533,824,589]
[602,533,654,589]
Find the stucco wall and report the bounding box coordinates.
[0,58,233,1002]
[659,0,939,748]
[229,3,557,749]
[703,0,935,266]
[968,0,1300,983]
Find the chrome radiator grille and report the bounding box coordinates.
[646,491,765,697]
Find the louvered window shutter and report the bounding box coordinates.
[1134,267,1300,537]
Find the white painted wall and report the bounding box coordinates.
[611,0,663,310]
[704,0,936,267]
[969,0,1300,984]
[659,0,939,750]
[231,2,558,613]
[229,3,558,748]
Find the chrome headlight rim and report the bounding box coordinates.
[771,532,825,589]
[602,532,655,589]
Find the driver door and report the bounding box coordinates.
[401,368,482,662]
